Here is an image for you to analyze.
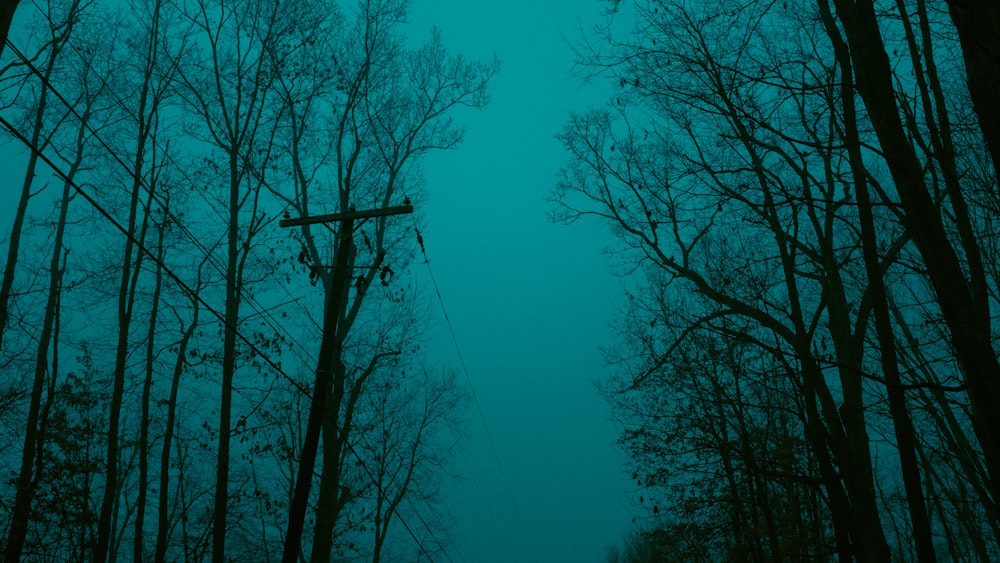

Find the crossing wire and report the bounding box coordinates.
[403,217,541,563]
[4,33,324,377]
[0,101,444,563]
[1,32,453,561]
[38,23,459,557]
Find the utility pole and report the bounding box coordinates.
[280,203,412,563]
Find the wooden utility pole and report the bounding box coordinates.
[280,203,412,563]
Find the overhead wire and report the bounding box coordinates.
[2,29,361,463]
[402,213,540,563]
[5,8,478,556]
[1,30,449,561]
[458,450,517,562]
[1,35,323,406]
[0,113,305,396]
[14,36,323,363]
[0,79,441,563]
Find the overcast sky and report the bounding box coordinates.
[403,2,635,561]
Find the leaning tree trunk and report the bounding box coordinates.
[824,2,936,557]
[825,0,1000,507]
[156,251,201,563]
[943,0,1000,186]
[3,144,76,563]
[0,0,23,59]
[0,8,73,357]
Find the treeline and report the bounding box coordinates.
[0,0,495,561]
[555,0,1000,561]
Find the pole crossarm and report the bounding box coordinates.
[279,204,413,228]
[279,200,412,562]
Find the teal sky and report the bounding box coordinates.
[404,2,634,561]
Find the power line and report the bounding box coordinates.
[405,220,541,563]
[459,450,518,562]
[0,112,304,395]
[5,36,324,373]
[2,30,451,560]
[2,32,335,444]
[0,106,443,563]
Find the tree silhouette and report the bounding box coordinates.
[564,1,999,559]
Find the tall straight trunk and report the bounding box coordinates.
[311,344,384,562]
[308,218,365,563]
[4,61,95,555]
[0,141,34,354]
[95,118,150,563]
[3,157,74,563]
[0,16,68,355]
[310,359,349,563]
[0,60,57,554]
[825,0,1000,506]
[311,281,396,563]
[132,4,167,557]
[212,150,241,563]
[823,3,936,556]
[156,276,199,563]
[282,219,353,563]
[135,214,165,562]
[182,8,275,556]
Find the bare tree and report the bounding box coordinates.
[154,247,209,563]
[91,0,179,558]
[558,0,997,559]
[821,0,1000,509]
[360,361,464,562]
[0,0,89,365]
[264,1,496,560]
[2,2,105,559]
[170,0,290,557]
[1,0,491,560]
[5,132,77,563]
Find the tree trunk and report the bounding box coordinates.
[95,85,152,563]
[4,182,71,563]
[943,0,1000,186]
[737,69,889,557]
[822,257,890,562]
[135,213,165,562]
[826,4,936,555]
[0,15,66,357]
[825,0,1000,506]
[132,6,166,557]
[156,284,199,563]
[3,169,72,563]
[4,59,93,556]
[212,150,241,563]
[310,359,350,563]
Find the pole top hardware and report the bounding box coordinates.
[279,204,414,228]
